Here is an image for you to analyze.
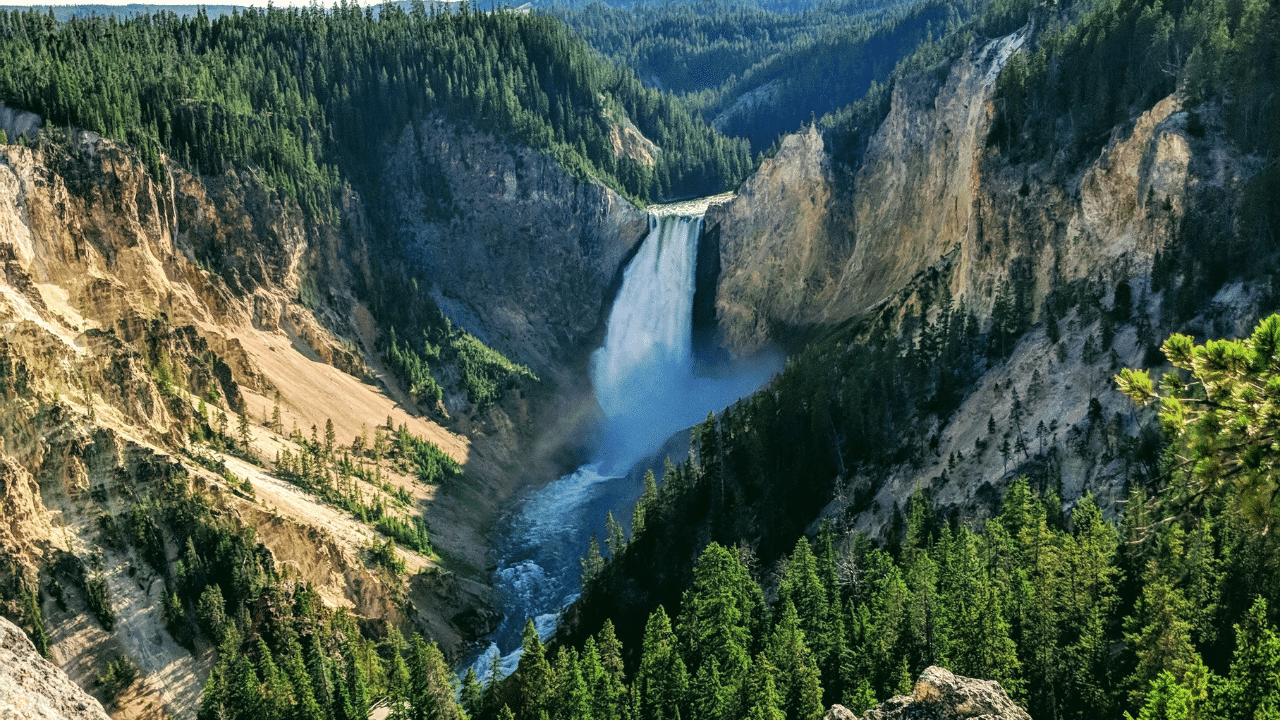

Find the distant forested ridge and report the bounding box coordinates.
[549,0,981,151]
[0,2,752,208]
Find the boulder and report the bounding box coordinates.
[856,666,1031,720]
[0,615,111,720]
[824,704,859,720]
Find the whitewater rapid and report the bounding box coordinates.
[467,212,778,679]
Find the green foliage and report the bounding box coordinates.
[374,277,537,412]
[1221,599,1280,720]
[407,634,464,720]
[991,0,1280,171]
[366,538,407,577]
[513,619,554,720]
[392,424,462,485]
[637,606,688,720]
[1125,664,1214,720]
[373,515,432,556]
[274,420,439,555]
[765,601,824,720]
[743,653,787,720]
[0,4,751,213]
[453,333,538,409]
[1117,315,1280,527]
[85,570,115,632]
[677,543,760,711]
[383,329,444,408]
[21,583,48,657]
[461,667,484,719]
[196,584,229,644]
[96,655,140,704]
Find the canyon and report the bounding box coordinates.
[0,14,1273,719]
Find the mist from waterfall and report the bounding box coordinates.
[467,212,781,680]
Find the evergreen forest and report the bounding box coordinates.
[0,2,753,208]
[0,0,1278,717]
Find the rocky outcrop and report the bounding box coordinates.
[383,115,649,380]
[709,24,1241,358]
[707,30,1029,357]
[705,123,854,354]
[0,101,41,143]
[849,666,1030,720]
[831,29,1030,323]
[0,616,111,720]
[824,705,858,720]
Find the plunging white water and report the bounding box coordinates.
[467,212,780,681]
[590,214,703,472]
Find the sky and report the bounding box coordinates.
[0,0,463,8]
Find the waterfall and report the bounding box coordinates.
[591,214,703,472]
[466,211,779,680]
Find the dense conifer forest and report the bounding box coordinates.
[0,2,753,208]
[1,0,1277,717]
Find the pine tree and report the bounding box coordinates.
[513,620,553,720]
[690,656,732,720]
[1124,575,1198,707]
[238,406,252,452]
[330,663,354,720]
[199,668,227,720]
[483,648,505,716]
[581,534,605,588]
[765,600,824,720]
[551,647,593,720]
[22,585,48,657]
[605,510,626,556]
[638,606,689,720]
[282,640,325,720]
[386,637,412,720]
[304,635,332,713]
[344,645,369,720]
[632,469,658,540]
[271,391,283,433]
[587,624,628,720]
[1222,598,1280,720]
[1124,662,1214,720]
[777,537,835,685]
[229,655,262,720]
[677,542,758,705]
[1116,316,1280,526]
[255,638,291,720]
[407,635,463,720]
[460,668,484,719]
[814,520,847,705]
[743,654,787,720]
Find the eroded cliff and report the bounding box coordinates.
[705,26,1269,527]
[383,115,650,381]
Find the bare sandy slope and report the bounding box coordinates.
[220,454,432,576]
[231,327,470,465]
[43,497,210,720]
[224,322,501,579]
